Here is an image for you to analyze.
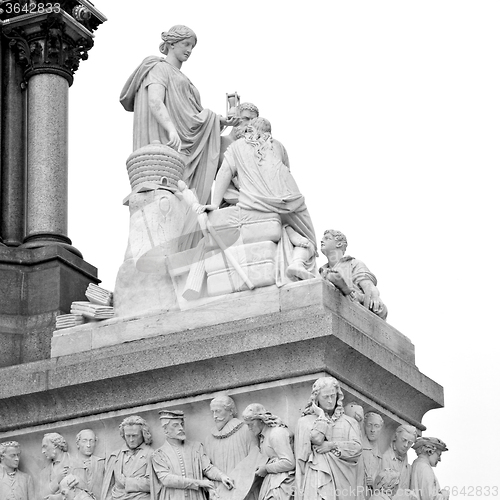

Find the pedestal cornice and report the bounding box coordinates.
[0,279,444,432]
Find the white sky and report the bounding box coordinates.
[67,0,500,488]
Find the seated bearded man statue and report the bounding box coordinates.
[198,117,317,284]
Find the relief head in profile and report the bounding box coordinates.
[410,437,449,500]
[241,403,295,500]
[40,432,72,500]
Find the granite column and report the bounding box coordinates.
[1,43,27,246]
[22,72,76,253]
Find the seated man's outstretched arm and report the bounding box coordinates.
[212,162,233,208]
[197,160,233,213]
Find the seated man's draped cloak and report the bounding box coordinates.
[120,56,221,208]
[221,138,317,284]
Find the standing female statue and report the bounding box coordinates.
[120,25,236,208]
[295,377,362,500]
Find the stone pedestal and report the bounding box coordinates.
[0,5,106,367]
[0,279,443,488]
[0,278,442,426]
[0,245,99,365]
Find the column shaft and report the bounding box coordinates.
[1,45,27,246]
[24,73,70,245]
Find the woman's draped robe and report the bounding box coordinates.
[121,57,221,249]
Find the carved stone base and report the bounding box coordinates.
[114,188,187,317]
[0,245,98,365]
[0,279,443,489]
[21,232,83,258]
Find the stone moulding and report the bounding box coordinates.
[0,279,443,434]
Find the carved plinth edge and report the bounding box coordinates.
[22,231,83,258]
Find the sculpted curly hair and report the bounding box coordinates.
[241,403,286,428]
[0,441,20,459]
[302,376,345,420]
[119,416,153,446]
[323,229,348,251]
[44,433,68,452]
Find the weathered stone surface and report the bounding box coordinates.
[0,375,406,489]
[114,189,186,316]
[0,245,98,365]
[0,279,441,433]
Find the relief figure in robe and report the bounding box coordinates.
[101,416,154,500]
[295,377,362,500]
[151,409,234,500]
[361,413,384,496]
[204,396,259,497]
[71,429,105,500]
[241,403,295,500]
[39,433,72,500]
[380,425,417,496]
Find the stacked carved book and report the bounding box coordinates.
[56,284,114,329]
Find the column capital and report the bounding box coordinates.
[1,2,106,86]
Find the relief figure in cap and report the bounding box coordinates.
[151,410,234,500]
[101,416,154,500]
[410,438,449,500]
